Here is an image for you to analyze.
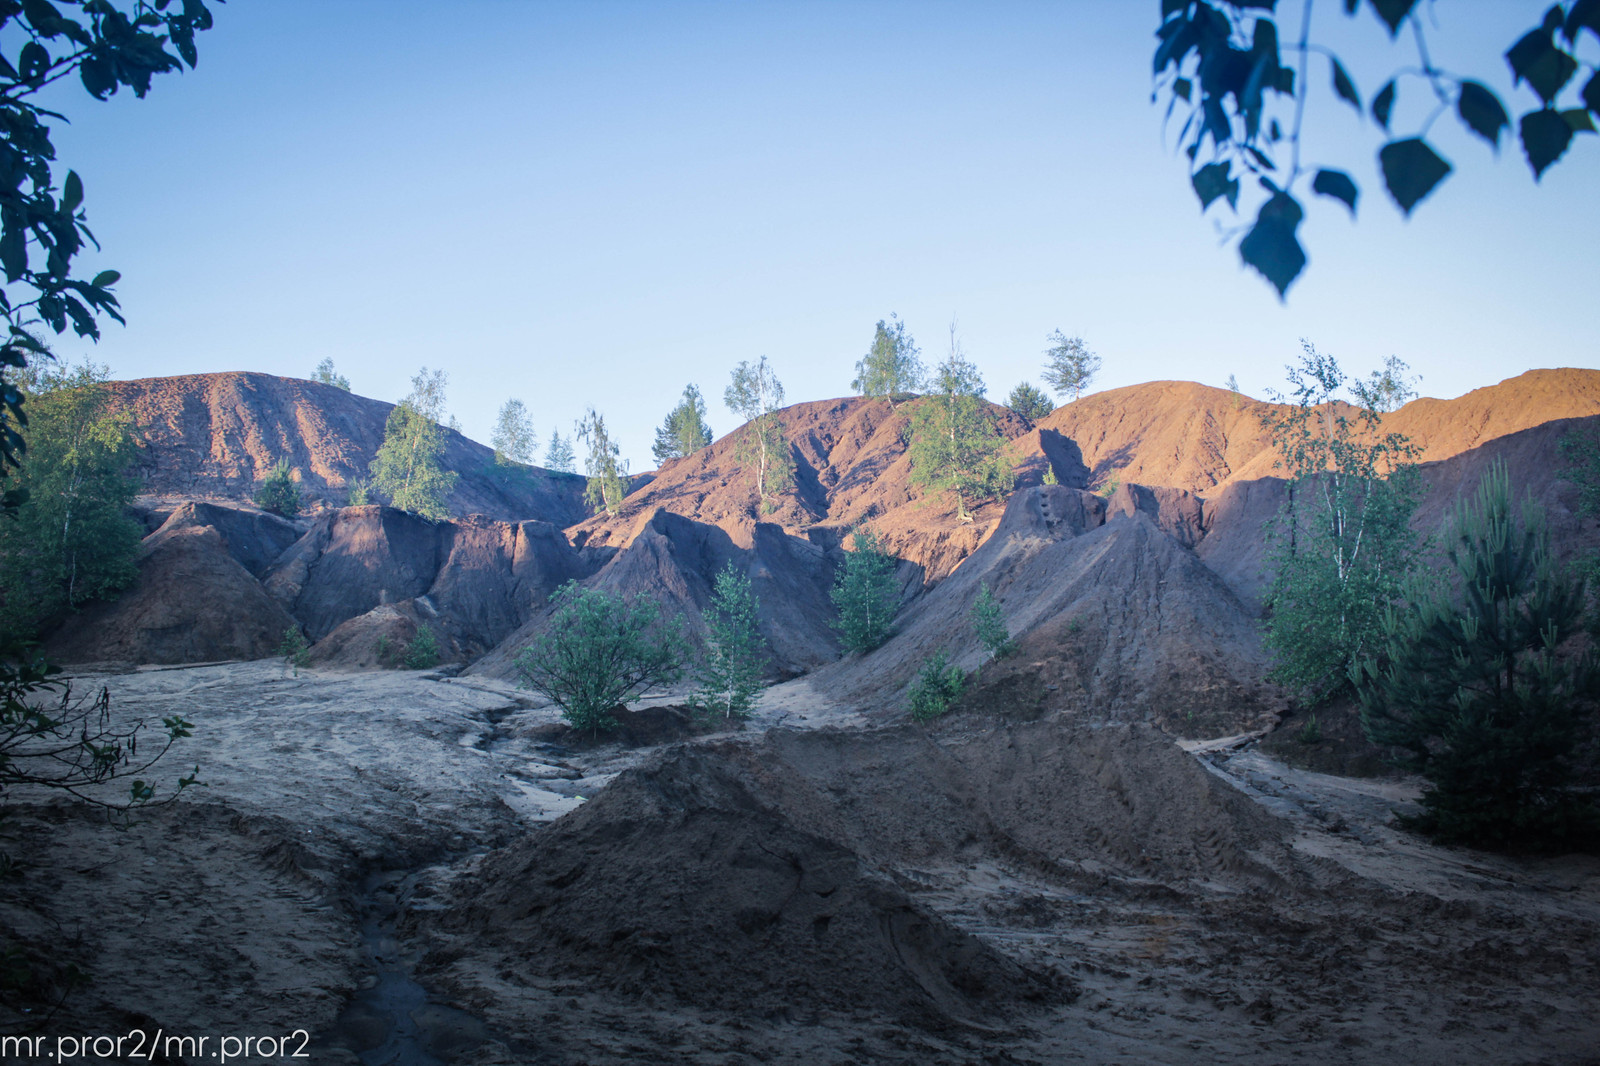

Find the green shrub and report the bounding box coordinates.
[908,651,966,722]
[403,624,441,670]
[253,460,302,516]
[971,583,1016,660]
[515,583,685,734]
[277,625,310,669]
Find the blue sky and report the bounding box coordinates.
[35,1,1600,469]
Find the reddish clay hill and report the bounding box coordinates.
[573,397,1031,577]
[43,367,1600,739]
[1039,368,1600,495]
[103,372,589,526]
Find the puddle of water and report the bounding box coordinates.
[315,870,505,1065]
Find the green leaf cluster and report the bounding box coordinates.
[515,582,685,734]
[908,651,965,722]
[0,361,139,650]
[1005,381,1053,421]
[1261,343,1422,705]
[1355,461,1598,851]
[831,527,899,654]
[253,460,302,517]
[653,383,713,464]
[693,564,767,720]
[0,1,219,498]
[1154,1,1600,297]
[852,315,925,398]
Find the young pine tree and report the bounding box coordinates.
[972,583,1016,659]
[1354,461,1598,851]
[694,564,767,720]
[908,651,966,721]
[831,527,900,653]
[254,460,302,516]
[653,384,713,464]
[1006,382,1054,421]
[544,430,577,474]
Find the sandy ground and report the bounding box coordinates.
[0,662,1596,1065]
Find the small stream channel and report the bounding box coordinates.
[314,868,513,1066]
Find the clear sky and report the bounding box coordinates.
[34,1,1600,470]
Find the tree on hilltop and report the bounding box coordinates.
[370,367,459,520]
[545,429,577,474]
[909,328,1013,521]
[1041,331,1100,401]
[311,358,351,391]
[653,384,713,464]
[492,398,538,466]
[1006,382,1054,421]
[577,407,628,516]
[852,315,926,399]
[725,356,793,505]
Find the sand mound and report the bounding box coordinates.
[437,719,1286,1026]
[806,485,1279,736]
[104,371,589,523]
[46,522,297,664]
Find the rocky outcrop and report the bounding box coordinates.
[264,506,593,662]
[472,506,841,680]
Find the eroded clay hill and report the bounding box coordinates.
[104,371,589,525]
[45,368,1600,740]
